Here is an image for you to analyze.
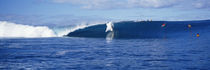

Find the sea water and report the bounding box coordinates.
[0,37,210,70]
[0,20,210,70]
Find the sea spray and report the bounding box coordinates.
[0,21,56,38]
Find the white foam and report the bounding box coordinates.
[105,22,114,32]
[0,21,56,38]
[55,24,89,37]
[106,31,114,43]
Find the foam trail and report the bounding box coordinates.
[0,21,56,38]
[106,31,114,43]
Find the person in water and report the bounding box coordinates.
[188,24,192,28]
[196,33,200,37]
[161,23,166,27]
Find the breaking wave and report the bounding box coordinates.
[0,21,106,38]
[54,22,105,37]
[0,21,56,38]
[1,20,210,39]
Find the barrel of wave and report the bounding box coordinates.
[0,21,56,38]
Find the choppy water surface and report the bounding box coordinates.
[0,37,210,70]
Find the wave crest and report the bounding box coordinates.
[57,22,106,36]
[0,21,56,38]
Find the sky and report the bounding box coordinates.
[0,0,210,25]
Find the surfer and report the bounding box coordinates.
[105,22,114,32]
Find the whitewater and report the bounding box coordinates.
[0,21,106,38]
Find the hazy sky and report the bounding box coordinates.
[0,0,210,25]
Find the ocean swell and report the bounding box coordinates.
[67,20,210,39]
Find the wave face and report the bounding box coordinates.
[55,23,105,37]
[0,21,56,38]
[67,20,210,39]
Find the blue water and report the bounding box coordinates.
[1,20,210,70]
[0,36,210,70]
[67,21,210,39]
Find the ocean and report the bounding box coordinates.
[0,20,210,70]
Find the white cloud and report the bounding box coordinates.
[128,0,178,8]
[53,0,124,9]
[191,0,210,9]
[52,0,178,9]
[51,0,210,9]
